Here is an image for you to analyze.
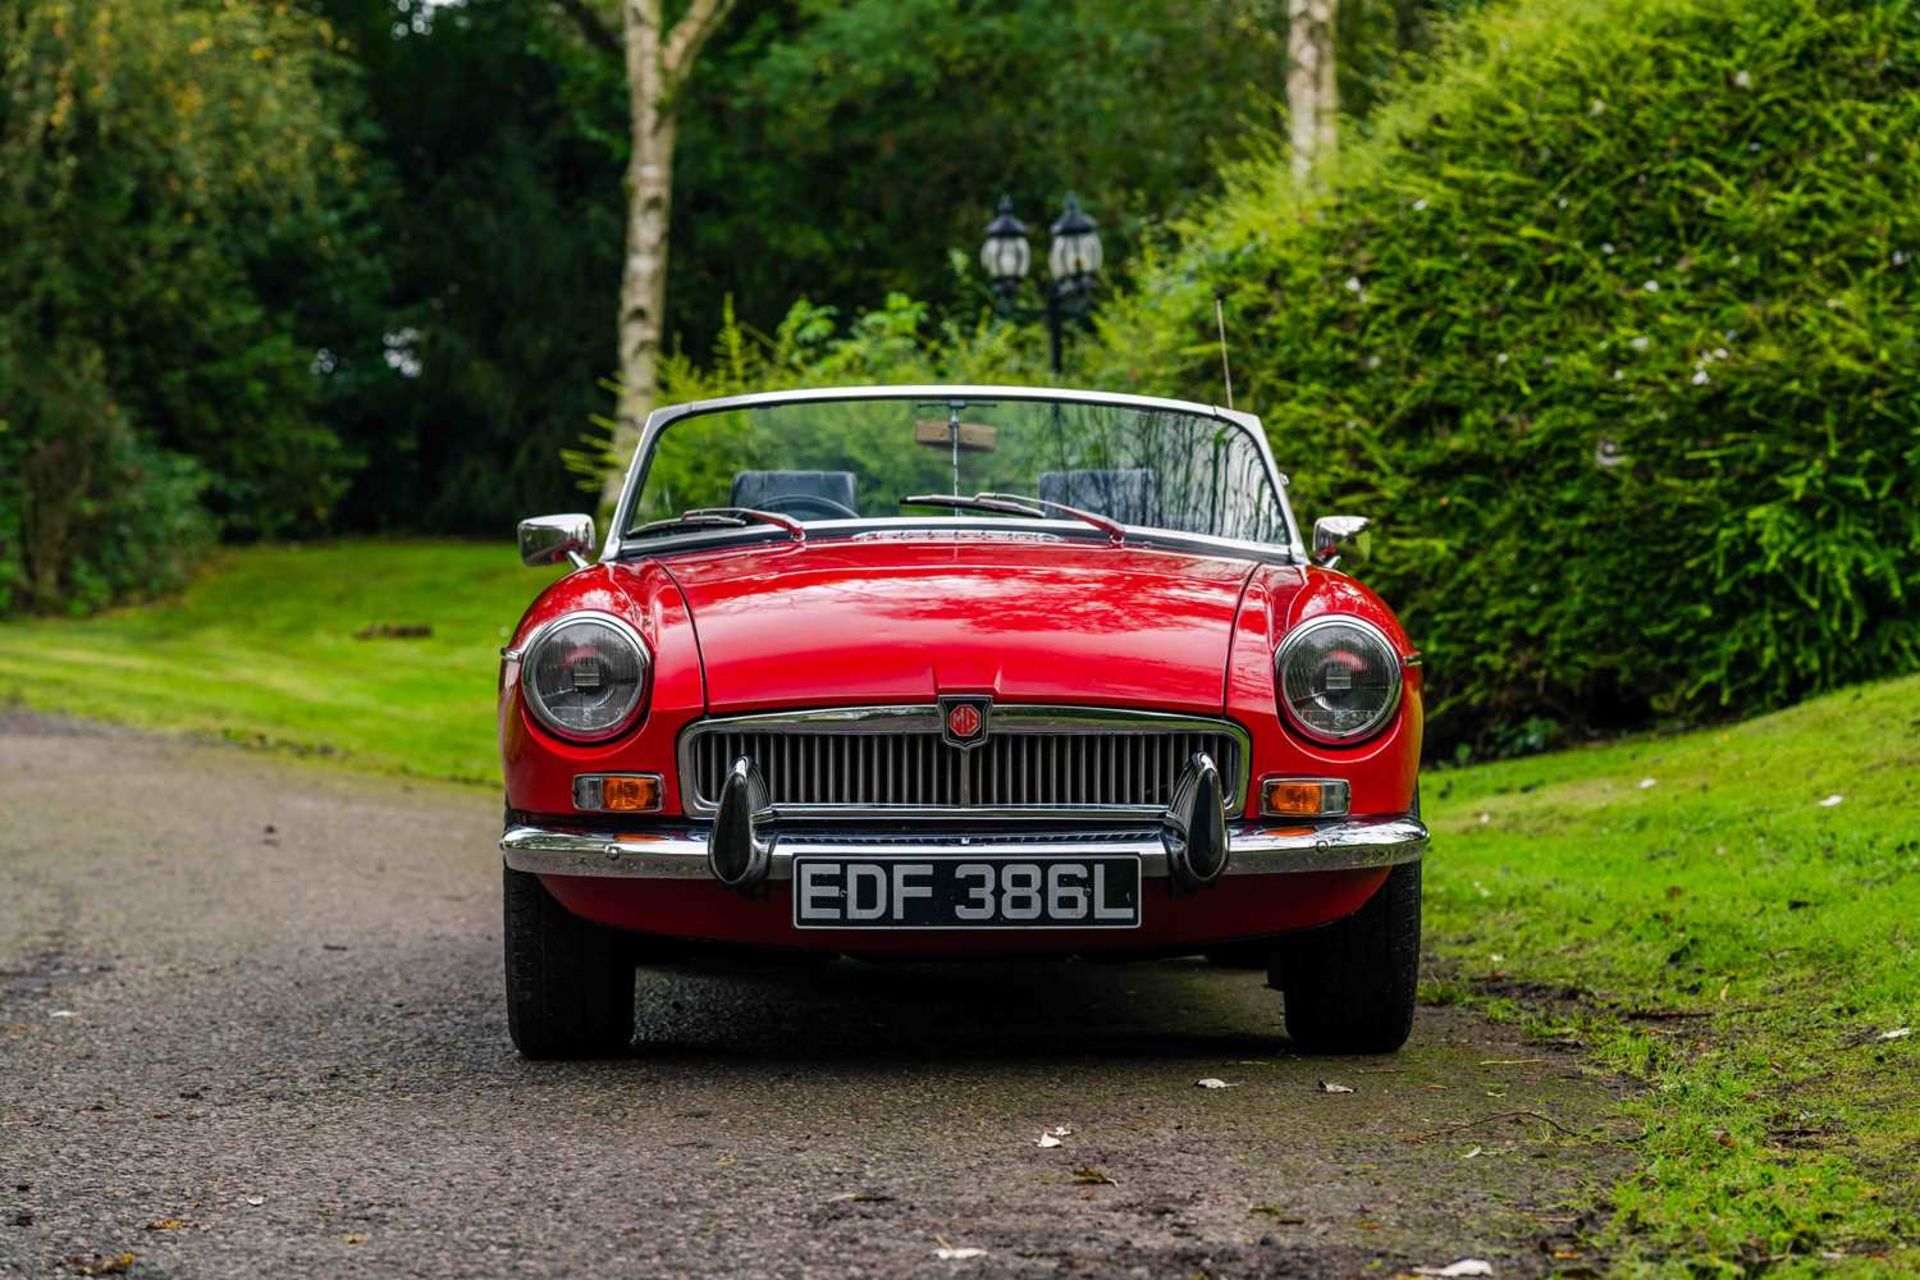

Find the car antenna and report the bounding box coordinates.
[1214,296,1235,411]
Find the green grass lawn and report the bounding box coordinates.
[1428,676,1919,1274]
[0,540,558,783]
[1,542,1914,1272]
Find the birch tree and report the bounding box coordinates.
[1287,0,1338,183]
[554,0,738,510]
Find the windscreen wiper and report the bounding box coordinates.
[901,491,1125,545]
[627,507,805,542]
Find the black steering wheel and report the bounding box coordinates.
[756,492,860,520]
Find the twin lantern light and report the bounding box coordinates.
[979,195,1103,295]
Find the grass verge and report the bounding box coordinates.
[2,542,1914,1271]
[1426,676,1918,1274]
[0,540,556,783]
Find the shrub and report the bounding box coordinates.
[0,341,213,615]
[1091,0,1920,753]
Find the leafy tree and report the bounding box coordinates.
[667,0,1295,346]
[1,0,372,610]
[316,0,630,533]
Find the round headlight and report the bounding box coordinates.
[1274,615,1403,745]
[520,613,650,742]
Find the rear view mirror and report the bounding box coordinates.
[1311,515,1370,568]
[914,419,999,453]
[519,514,596,568]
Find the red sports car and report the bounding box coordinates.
[499,387,1425,1058]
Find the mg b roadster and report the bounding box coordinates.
[499,387,1425,1057]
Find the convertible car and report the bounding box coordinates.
[499,386,1425,1057]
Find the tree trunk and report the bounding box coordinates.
[603,0,671,513]
[590,0,735,514]
[1287,0,1338,185]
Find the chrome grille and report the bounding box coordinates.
[680,707,1245,816]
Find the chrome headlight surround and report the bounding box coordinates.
[1274,615,1404,746]
[518,611,651,743]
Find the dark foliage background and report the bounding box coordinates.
[8,0,1910,759]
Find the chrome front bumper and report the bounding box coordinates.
[499,817,1427,882]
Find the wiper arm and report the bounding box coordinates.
[903,492,1046,519]
[901,492,1125,545]
[627,507,806,542]
[981,492,1127,544]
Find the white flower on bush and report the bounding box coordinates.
[1692,370,1711,386]
[1411,198,1429,211]
[1629,336,1650,351]
[1643,280,1661,293]
[1733,69,1753,89]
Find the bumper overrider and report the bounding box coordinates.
[501,753,1427,893]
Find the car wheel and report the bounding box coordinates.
[503,865,635,1058]
[1269,860,1421,1054]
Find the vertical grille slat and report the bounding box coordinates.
[690,719,1240,814]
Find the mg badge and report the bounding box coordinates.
[939,695,991,750]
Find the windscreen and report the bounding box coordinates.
[627,396,1288,545]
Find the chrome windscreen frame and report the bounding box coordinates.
[675,704,1254,821]
[599,385,1305,564]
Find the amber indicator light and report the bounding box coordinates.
[1260,777,1350,819]
[573,773,664,813]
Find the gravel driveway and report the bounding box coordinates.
[0,716,1628,1278]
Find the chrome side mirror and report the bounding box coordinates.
[1311,515,1370,568]
[518,514,596,568]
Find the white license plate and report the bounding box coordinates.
[791,856,1143,930]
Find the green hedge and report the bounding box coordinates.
[1091,0,1920,753]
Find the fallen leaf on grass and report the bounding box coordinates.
[1071,1166,1117,1186]
[1195,1078,1236,1090]
[1817,794,1844,808]
[1637,777,1658,789]
[1250,1203,1306,1223]
[1413,1261,1494,1278]
[1318,1081,1355,1094]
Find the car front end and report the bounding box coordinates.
[497,386,1425,1057]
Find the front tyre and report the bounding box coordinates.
[503,865,634,1058]
[1270,861,1421,1054]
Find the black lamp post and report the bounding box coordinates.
[980,194,1104,374]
